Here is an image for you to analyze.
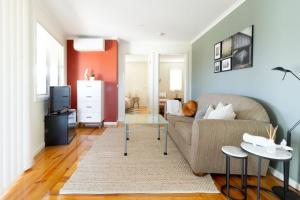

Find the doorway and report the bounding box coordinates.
[158,54,186,116]
[124,55,149,114]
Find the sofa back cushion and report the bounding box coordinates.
[197,93,270,123]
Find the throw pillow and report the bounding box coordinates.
[207,104,236,120]
[194,106,208,120]
[216,102,225,110]
[203,105,215,119]
[182,100,198,117]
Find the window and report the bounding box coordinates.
[170,68,182,91]
[36,23,64,97]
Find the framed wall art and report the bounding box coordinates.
[221,37,232,58]
[214,42,221,60]
[232,26,254,70]
[214,61,221,73]
[213,25,254,73]
[221,58,231,71]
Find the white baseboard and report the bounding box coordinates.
[269,167,300,191]
[33,142,45,157]
[104,122,118,127]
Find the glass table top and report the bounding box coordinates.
[124,114,168,125]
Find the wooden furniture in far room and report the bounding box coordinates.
[131,96,140,108]
[159,92,168,116]
[125,96,132,112]
[159,98,168,116]
[77,80,104,126]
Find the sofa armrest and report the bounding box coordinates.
[166,114,194,124]
[190,119,270,175]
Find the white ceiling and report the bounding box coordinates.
[43,0,241,43]
[125,54,184,63]
[125,55,148,63]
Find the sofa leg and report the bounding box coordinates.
[193,171,207,177]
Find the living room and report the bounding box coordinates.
[0,0,299,200]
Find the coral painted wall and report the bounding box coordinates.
[67,40,118,122]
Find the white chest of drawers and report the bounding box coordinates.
[77,80,104,124]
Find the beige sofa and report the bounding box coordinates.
[167,93,271,176]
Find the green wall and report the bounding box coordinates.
[192,0,300,183]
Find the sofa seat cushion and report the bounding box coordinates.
[174,122,193,145]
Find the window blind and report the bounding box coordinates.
[0,0,33,195]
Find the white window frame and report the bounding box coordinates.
[34,22,64,101]
[169,68,183,91]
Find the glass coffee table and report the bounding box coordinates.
[123,114,169,156]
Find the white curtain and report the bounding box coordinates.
[0,0,33,195]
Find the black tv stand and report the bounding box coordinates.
[45,110,76,146]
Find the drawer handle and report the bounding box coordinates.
[86,106,92,108]
[87,85,92,88]
[86,96,92,98]
[86,116,92,119]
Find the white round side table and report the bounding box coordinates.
[241,142,292,200]
[221,146,248,200]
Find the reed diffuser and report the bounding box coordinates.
[266,124,278,153]
[266,124,278,141]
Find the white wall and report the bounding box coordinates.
[125,62,149,107]
[30,0,66,157]
[118,41,191,121]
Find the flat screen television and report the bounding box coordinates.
[49,86,71,113]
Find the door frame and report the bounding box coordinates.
[156,53,189,113]
[120,51,190,120]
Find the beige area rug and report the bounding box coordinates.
[60,126,219,194]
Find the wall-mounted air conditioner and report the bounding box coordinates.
[73,38,105,52]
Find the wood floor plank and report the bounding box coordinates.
[1,126,299,200]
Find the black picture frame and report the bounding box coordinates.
[214,42,222,60]
[214,61,221,73]
[232,25,254,70]
[221,58,232,72]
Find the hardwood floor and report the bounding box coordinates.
[2,126,299,200]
